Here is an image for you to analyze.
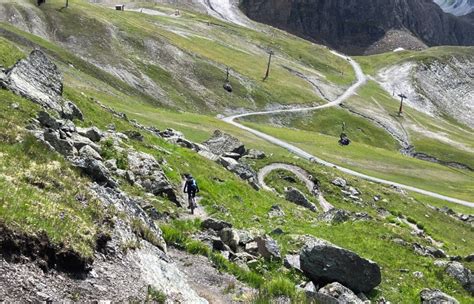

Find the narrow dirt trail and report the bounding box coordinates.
[222,54,474,208]
[258,163,334,212]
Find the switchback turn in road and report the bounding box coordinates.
[222,52,474,208]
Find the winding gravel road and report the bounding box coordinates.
[222,52,474,208]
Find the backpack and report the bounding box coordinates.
[187,178,197,191]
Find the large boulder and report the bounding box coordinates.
[284,187,317,212]
[3,50,63,112]
[445,262,474,295]
[420,289,459,304]
[203,130,245,156]
[77,126,103,142]
[1,50,82,120]
[300,238,381,293]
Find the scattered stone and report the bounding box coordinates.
[283,254,301,272]
[10,102,19,109]
[284,187,317,212]
[412,243,446,258]
[465,254,474,262]
[300,238,381,293]
[77,157,117,188]
[43,129,76,157]
[38,111,62,129]
[413,271,424,279]
[219,228,240,252]
[317,282,364,304]
[212,238,231,252]
[445,262,474,294]
[244,241,259,255]
[79,145,102,160]
[255,235,281,261]
[268,204,285,218]
[159,128,183,138]
[77,126,103,142]
[236,230,254,245]
[201,218,232,231]
[303,281,317,298]
[420,289,459,304]
[270,227,284,235]
[244,149,266,159]
[203,130,245,157]
[332,177,347,188]
[62,100,84,121]
[318,209,371,224]
[124,130,144,141]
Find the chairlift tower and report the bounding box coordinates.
[398,93,407,116]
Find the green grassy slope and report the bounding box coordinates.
[0,0,354,113]
[0,6,473,303]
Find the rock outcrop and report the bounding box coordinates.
[284,187,318,212]
[300,238,381,293]
[420,288,459,304]
[203,130,245,157]
[240,0,474,55]
[0,50,82,120]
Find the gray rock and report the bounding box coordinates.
[4,50,63,112]
[38,111,62,129]
[61,100,83,121]
[412,243,447,258]
[255,235,281,261]
[318,208,351,223]
[159,128,183,138]
[201,218,232,231]
[244,241,259,255]
[78,157,117,188]
[465,254,474,262]
[220,228,240,252]
[79,145,102,160]
[300,238,381,293]
[77,126,103,142]
[126,151,178,203]
[319,209,371,224]
[217,156,239,169]
[303,281,318,298]
[212,237,231,252]
[244,149,266,159]
[124,130,144,141]
[420,289,459,304]
[236,230,254,245]
[332,177,347,188]
[318,282,364,304]
[283,254,301,272]
[284,187,317,212]
[104,159,118,171]
[203,130,245,156]
[43,129,76,157]
[445,262,474,294]
[268,204,285,218]
[70,133,101,152]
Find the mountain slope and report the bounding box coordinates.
[240,0,474,55]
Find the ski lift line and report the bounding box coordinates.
[222,52,474,208]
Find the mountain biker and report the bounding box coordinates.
[183,174,199,210]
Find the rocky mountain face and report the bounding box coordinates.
[239,0,474,54]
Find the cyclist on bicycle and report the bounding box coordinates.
[183,173,199,211]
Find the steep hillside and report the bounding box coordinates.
[240,0,474,55]
[0,1,473,303]
[0,0,354,113]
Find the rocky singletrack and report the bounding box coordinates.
[222,53,474,208]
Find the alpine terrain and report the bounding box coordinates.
[0,0,473,303]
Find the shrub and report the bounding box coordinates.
[100,138,128,170]
[185,240,211,256]
[146,285,166,304]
